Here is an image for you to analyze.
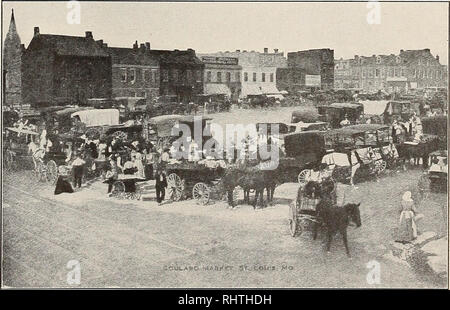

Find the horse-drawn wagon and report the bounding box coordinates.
[3,127,39,171]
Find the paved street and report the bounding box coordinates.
[2,144,447,288]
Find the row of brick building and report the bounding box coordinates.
[334,50,448,93]
[3,10,448,109]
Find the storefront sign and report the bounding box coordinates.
[201,56,238,65]
[305,75,321,87]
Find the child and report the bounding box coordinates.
[396,191,418,243]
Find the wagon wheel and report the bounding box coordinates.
[85,127,102,140]
[111,180,126,199]
[134,183,143,201]
[37,161,47,182]
[4,151,15,171]
[375,160,387,174]
[46,160,58,184]
[288,202,301,237]
[167,173,184,201]
[297,169,311,186]
[156,137,172,151]
[192,182,210,205]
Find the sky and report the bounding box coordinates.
[2,1,449,64]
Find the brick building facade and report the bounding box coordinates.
[208,49,287,98]
[287,48,334,90]
[2,10,24,107]
[101,40,160,101]
[334,49,448,93]
[150,49,204,102]
[197,55,242,100]
[22,28,112,107]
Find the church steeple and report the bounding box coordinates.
[6,9,21,44]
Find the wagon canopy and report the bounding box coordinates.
[149,115,212,137]
[291,109,321,123]
[71,109,120,127]
[328,124,390,137]
[284,131,325,158]
[5,127,39,136]
[360,100,389,116]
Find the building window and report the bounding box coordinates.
[196,70,202,82]
[172,69,178,82]
[396,56,401,64]
[121,69,127,82]
[217,72,222,83]
[226,72,231,82]
[141,91,147,98]
[162,70,168,82]
[376,56,381,64]
[152,70,157,83]
[262,73,266,82]
[236,72,241,82]
[129,69,136,83]
[142,69,147,82]
[253,72,257,82]
[401,69,405,77]
[270,73,274,82]
[186,70,192,81]
[375,69,380,77]
[362,69,366,78]
[244,72,248,82]
[206,71,212,82]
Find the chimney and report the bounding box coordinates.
[274,48,279,53]
[85,31,93,39]
[140,43,146,52]
[264,48,268,53]
[424,48,430,53]
[145,42,150,50]
[133,40,138,49]
[354,55,359,60]
[34,27,40,37]
[97,39,103,47]
[236,49,240,52]
[436,55,440,62]
[400,49,404,53]
[103,43,108,48]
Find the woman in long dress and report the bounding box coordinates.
[396,191,418,243]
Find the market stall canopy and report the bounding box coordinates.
[242,84,263,96]
[71,109,120,127]
[360,100,389,116]
[204,84,231,96]
[291,109,321,123]
[53,106,92,117]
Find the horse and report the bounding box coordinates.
[219,165,279,209]
[301,179,361,257]
[314,198,361,257]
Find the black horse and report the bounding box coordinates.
[304,180,362,257]
[219,165,280,209]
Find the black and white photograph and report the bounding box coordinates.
[1,0,448,291]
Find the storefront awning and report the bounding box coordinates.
[260,84,281,95]
[204,84,231,96]
[242,84,263,96]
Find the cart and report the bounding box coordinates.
[288,186,321,237]
[3,127,39,171]
[107,174,146,200]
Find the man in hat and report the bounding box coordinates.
[71,152,86,189]
[106,154,119,194]
[340,115,351,127]
[155,167,168,205]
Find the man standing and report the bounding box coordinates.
[155,169,168,205]
[71,152,86,189]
